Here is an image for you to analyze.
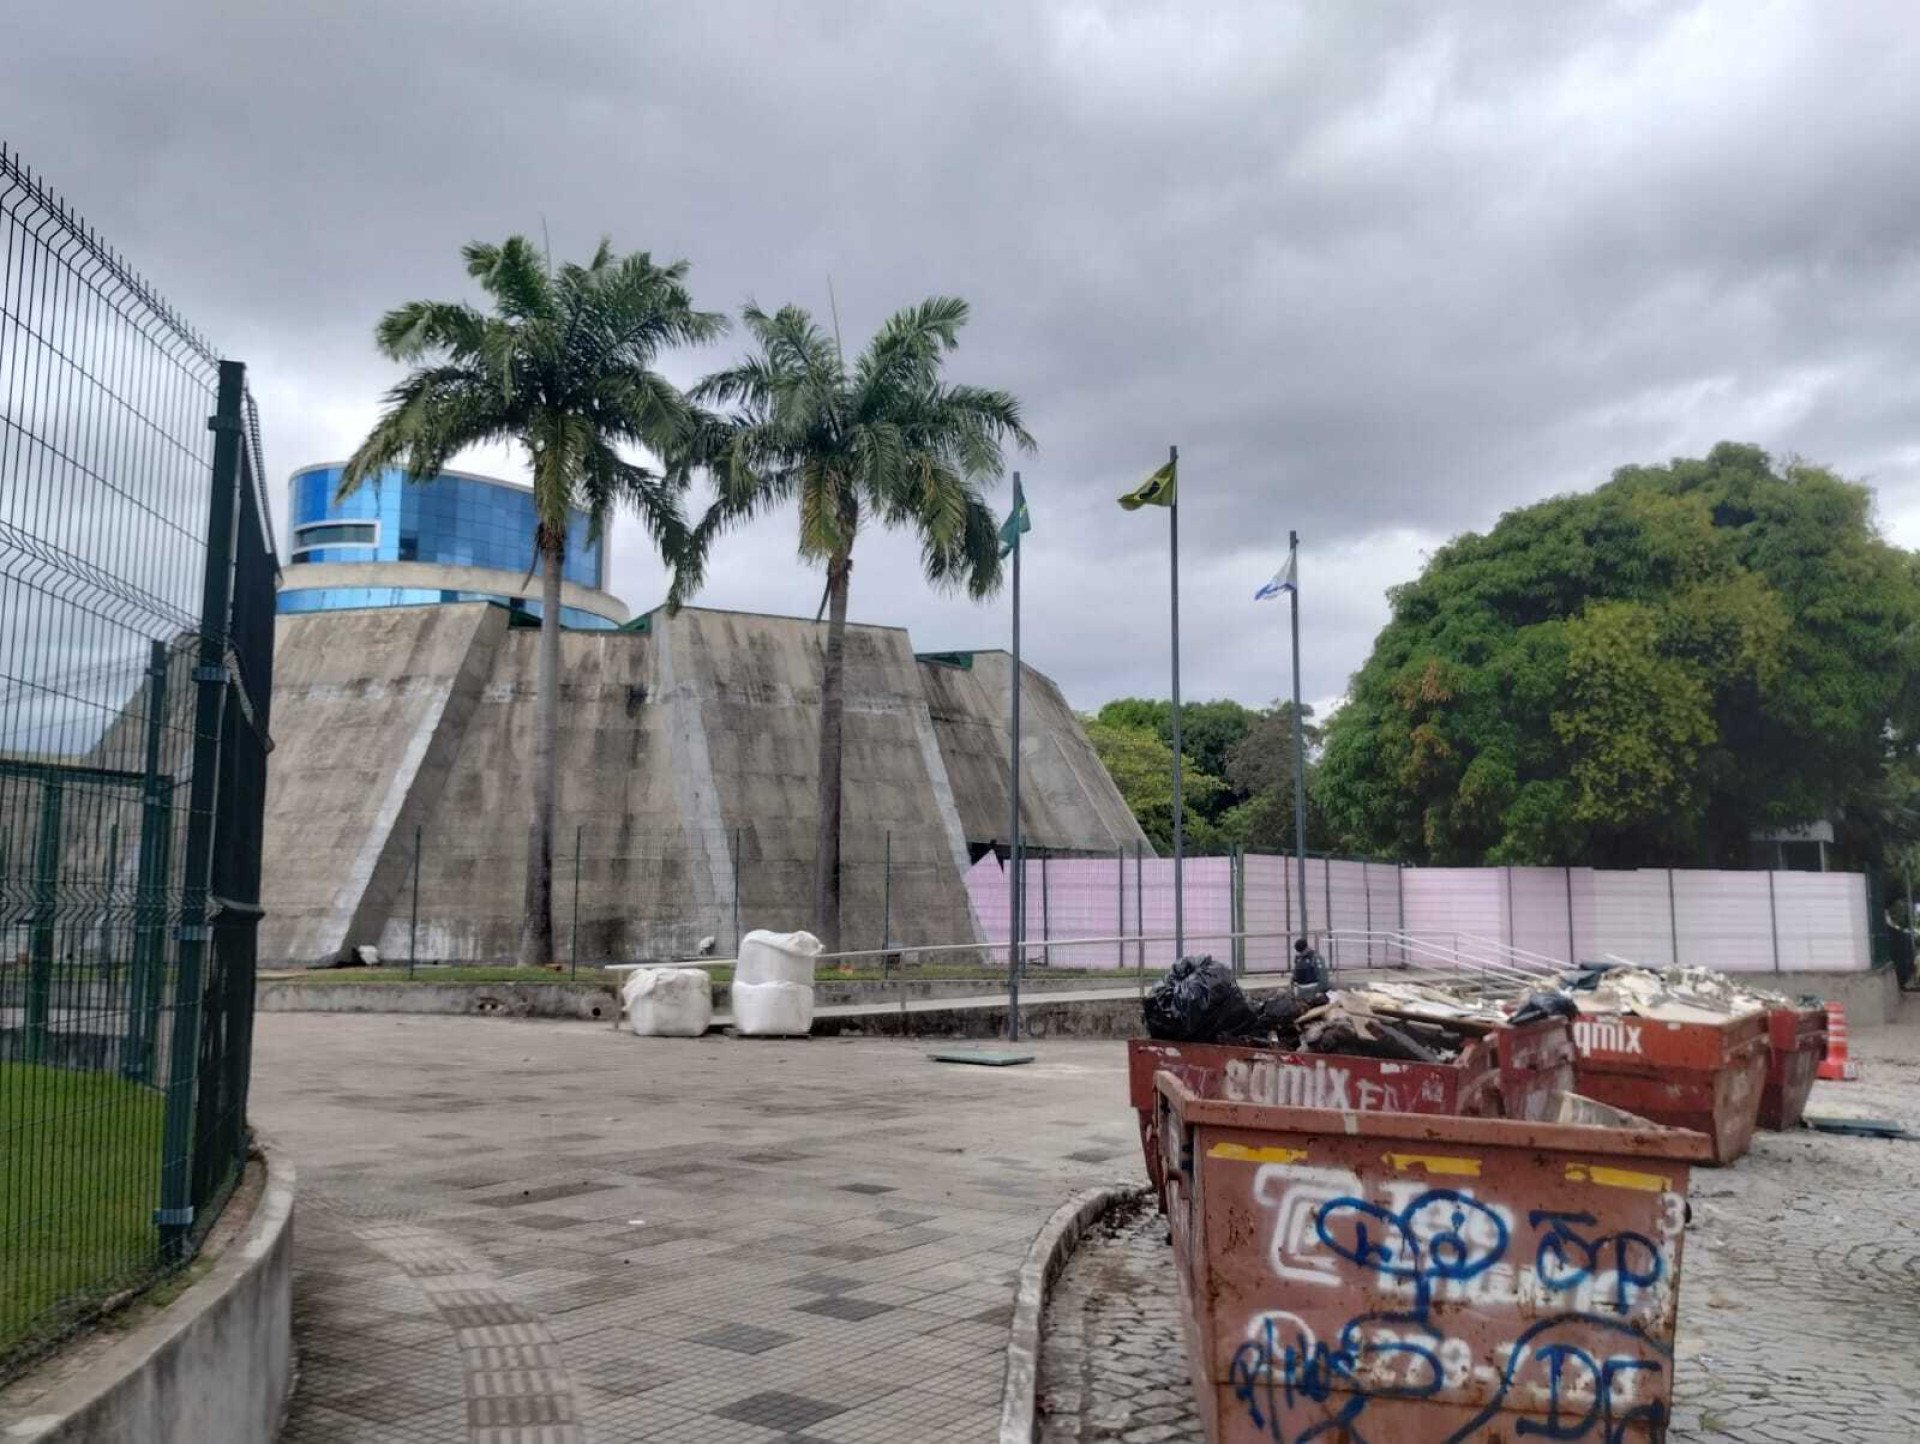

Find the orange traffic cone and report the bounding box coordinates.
[1816,1001,1858,1081]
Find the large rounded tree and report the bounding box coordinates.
[1317,443,1920,868]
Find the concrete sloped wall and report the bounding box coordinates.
[258,605,1140,964]
[920,650,1149,857]
[676,608,981,954]
[258,605,505,962]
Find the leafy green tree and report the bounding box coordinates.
[1219,703,1331,851]
[1095,698,1257,828]
[1084,719,1224,854]
[688,298,1032,950]
[1317,443,1920,866]
[341,237,724,963]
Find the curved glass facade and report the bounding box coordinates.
[280,463,619,629]
[287,464,604,589]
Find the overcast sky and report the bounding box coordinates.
[8,0,1920,714]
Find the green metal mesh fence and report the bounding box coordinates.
[0,142,276,1379]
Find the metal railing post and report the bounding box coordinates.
[408,825,421,978]
[1040,854,1051,969]
[159,358,246,1263]
[124,640,171,1084]
[24,777,62,1064]
[732,825,742,954]
[1768,868,1781,973]
[882,829,892,954]
[570,823,582,977]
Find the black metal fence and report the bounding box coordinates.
[0,142,276,1379]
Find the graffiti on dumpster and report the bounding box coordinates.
[1222,1055,1447,1112]
[1228,1162,1681,1442]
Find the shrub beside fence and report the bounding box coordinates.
[0,143,276,1379]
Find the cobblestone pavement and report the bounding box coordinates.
[252,1015,1145,1443]
[1038,1016,1920,1443]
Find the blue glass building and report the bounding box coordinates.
[277,463,627,630]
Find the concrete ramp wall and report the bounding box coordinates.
[260,606,1139,964]
[259,605,505,962]
[920,651,1148,857]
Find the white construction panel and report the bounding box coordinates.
[1508,867,1575,968]
[1572,870,1676,968]
[1401,868,1509,970]
[1671,870,1772,972]
[1770,871,1869,972]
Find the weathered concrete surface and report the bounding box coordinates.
[920,651,1149,858]
[260,604,507,963]
[257,604,1137,966]
[0,1147,294,1444]
[1770,964,1900,1024]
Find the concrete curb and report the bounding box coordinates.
[998,1184,1141,1444]
[3,1140,295,1443]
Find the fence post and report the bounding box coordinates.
[1564,865,1576,966]
[1362,862,1373,969]
[570,823,583,977]
[1767,868,1781,973]
[1135,841,1146,991]
[101,821,121,986]
[24,777,62,1064]
[732,825,742,955]
[1116,846,1125,969]
[882,829,892,954]
[1322,854,1333,961]
[123,640,171,1084]
[409,825,422,978]
[1232,846,1245,975]
[158,357,246,1262]
[1667,867,1680,967]
[1040,854,1051,969]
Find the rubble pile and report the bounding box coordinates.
[1142,957,1575,1062]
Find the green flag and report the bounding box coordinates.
[1118,459,1176,510]
[998,476,1030,557]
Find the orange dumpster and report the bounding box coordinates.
[1570,1010,1768,1165]
[1758,1004,1826,1131]
[1128,1019,1574,1210]
[1155,1072,1713,1442]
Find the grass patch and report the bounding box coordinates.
[262,962,1116,986]
[1,1062,166,1369]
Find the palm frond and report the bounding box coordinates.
[462,236,554,323]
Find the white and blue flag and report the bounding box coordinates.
[1254,550,1297,601]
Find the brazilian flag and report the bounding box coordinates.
[998,476,1030,557]
[1118,459,1176,510]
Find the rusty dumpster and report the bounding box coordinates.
[1154,1071,1714,1442]
[1758,1004,1826,1131]
[1129,1021,1575,1210]
[1569,1010,1768,1165]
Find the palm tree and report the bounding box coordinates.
[686,297,1034,951]
[341,237,724,964]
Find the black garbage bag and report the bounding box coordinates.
[1509,990,1579,1026]
[1142,956,1264,1042]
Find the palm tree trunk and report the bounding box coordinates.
[519,534,563,965]
[812,553,851,954]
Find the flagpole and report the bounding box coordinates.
[1007,472,1024,1042]
[1168,444,1184,961]
[1288,529,1309,945]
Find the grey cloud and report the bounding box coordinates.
[7,0,1919,712]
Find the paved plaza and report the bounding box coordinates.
[254,1015,1144,1443]
[1037,1015,1920,1444]
[257,1009,1920,1442]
